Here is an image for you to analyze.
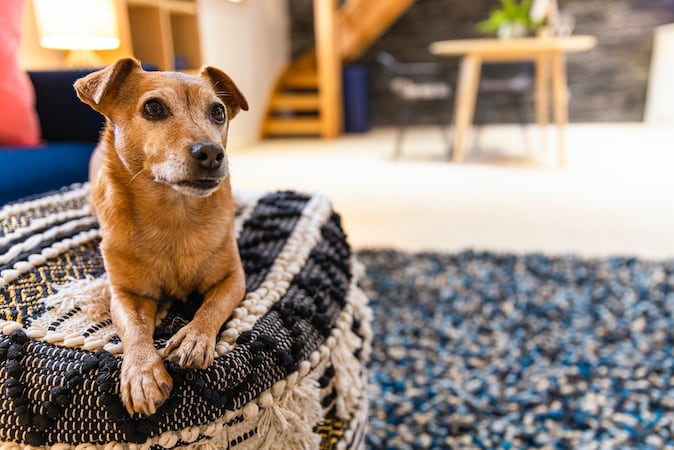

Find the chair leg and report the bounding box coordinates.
[473,95,491,154]
[516,94,532,156]
[441,97,454,160]
[394,102,411,159]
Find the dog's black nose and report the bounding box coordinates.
[190,142,225,170]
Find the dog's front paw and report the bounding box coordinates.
[164,324,215,369]
[120,351,173,416]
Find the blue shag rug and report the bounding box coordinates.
[356,249,674,450]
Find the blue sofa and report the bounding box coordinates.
[0,70,103,206]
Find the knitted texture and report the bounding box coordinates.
[0,184,371,449]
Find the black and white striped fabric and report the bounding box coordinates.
[0,184,371,449]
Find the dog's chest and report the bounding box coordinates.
[132,222,226,297]
[97,185,233,299]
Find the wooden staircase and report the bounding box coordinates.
[263,51,323,136]
[262,0,416,138]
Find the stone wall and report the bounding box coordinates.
[288,0,674,125]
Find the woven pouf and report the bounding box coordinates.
[0,184,372,450]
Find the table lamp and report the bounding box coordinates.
[33,0,120,68]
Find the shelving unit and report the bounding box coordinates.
[123,0,203,71]
[19,0,202,71]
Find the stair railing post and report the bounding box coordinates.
[314,0,343,138]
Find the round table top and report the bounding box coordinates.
[429,35,598,57]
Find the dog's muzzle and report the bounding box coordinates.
[166,141,228,197]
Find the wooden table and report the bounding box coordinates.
[429,35,597,165]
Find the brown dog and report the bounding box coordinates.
[74,58,248,416]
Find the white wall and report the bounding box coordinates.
[198,0,290,147]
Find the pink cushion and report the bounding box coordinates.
[0,0,40,146]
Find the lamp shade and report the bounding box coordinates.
[33,0,120,51]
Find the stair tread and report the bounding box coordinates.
[263,117,322,136]
[282,71,319,89]
[270,93,321,111]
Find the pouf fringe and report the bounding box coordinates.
[338,394,369,450]
[256,376,322,450]
[27,275,119,353]
[327,259,373,422]
[45,276,110,322]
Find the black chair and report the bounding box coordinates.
[376,52,453,159]
[473,62,534,154]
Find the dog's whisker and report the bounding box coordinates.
[127,170,143,186]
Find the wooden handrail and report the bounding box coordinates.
[314,0,342,138]
[338,0,416,61]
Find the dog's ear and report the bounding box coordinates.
[200,67,249,119]
[74,58,142,112]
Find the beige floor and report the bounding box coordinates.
[229,123,674,259]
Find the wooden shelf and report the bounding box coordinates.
[122,0,202,71]
[127,0,160,7]
[166,0,198,15]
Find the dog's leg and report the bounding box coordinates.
[110,289,173,415]
[165,271,245,369]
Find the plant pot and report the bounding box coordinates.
[498,20,528,39]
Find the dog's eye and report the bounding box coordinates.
[142,100,168,120]
[210,104,226,124]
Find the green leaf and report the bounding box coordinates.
[476,0,542,35]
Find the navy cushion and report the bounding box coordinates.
[0,142,95,205]
[27,70,105,143]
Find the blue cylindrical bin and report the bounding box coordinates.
[342,65,370,133]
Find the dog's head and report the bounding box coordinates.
[75,58,248,198]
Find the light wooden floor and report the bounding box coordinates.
[229,123,674,259]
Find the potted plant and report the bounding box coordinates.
[477,0,542,39]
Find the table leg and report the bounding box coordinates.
[452,54,482,163]
[551,51,568,166]
[535,54,550,153]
